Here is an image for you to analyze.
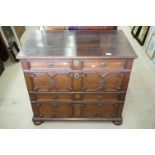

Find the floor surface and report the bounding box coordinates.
[0,26,155,129]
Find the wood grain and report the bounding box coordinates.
[18,29,137,125]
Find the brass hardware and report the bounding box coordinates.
[97,95,102,99]
[39,114,44,117]
[116,86,121,90]
[81,104,85,107]
[74,72,80,79]
[50,79,55,85]
[74,104,80,109]
[48,62,54,68]
[73,60,80,66]
[91,64,96,68]
[34,87,39,91]
[74,93,81,99]
[100,62,107,67]
[113,103,119,107]
[30,73,36,77]
[99,79,104,84]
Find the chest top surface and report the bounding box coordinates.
[17,30,137,59]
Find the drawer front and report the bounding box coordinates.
[83,60,125,69]
[32,101,123,118]
[32,102,73,118]
[23,59,126,70]
[29,59,125,70]
[82,92,126,101]
[25,71,125,92]
[30,60,70,69]
[30,92,126,102]
[29,72,73,92]
[70,92,126,101]
[81,102,123,118]
[82,71,124,92]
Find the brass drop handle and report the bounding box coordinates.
[73,60,80,66]
[48,62,54,68]
[97,95,103,99]
[116,86,121,90]
[50,79,56,85]
[74,104,80,109]
[99,79,104,84]
[74,93,81,99]
[39,114,44,117]
[74,72,80,79]
[100,62,107,67]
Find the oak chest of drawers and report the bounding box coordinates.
[17,30,137,125]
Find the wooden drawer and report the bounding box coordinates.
[31,101,123,118]
[25,70,126,92]
[80,102,123,118]
[30,60,70,69]
[83,60,126,69]
[82,92,126,101]
[32,102,73,118]
[29,92,126,102]
[70,92,125,101]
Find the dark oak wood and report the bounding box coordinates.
[31,101,123,119]
[32,117,122,121]
[29,92,126,102]
[17,29,137,126]
[17,30,137,59]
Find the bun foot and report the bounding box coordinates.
[112,119,123,125]
[33,120,43,125]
